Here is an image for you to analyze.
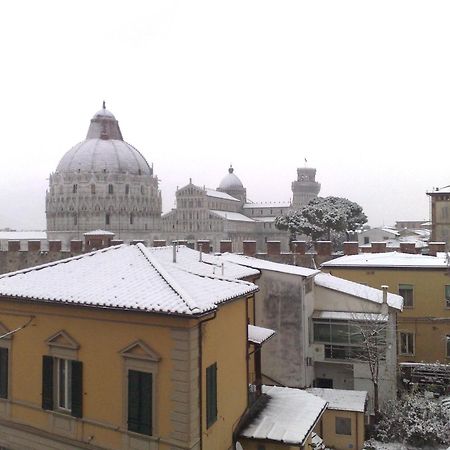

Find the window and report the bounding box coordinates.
[91,184,96,194]
[399,332,414,355]
[121,341,159,438]
[106,214,110,225]
[73,214,77,226]
[399,284,414,308]
[108,184,114,194]
[125,184,130,195]
[445,286,450,308]
[364,237,370,244]
[42,356,82,417]
[446,335,450,358]
[128,370,152,435]
[0,348,9,399]
[72,184,77,194]
[130,213,134,225]
[335,416,351,435]
[206,363,217,428]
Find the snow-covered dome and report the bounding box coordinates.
[55,104,151,176]
[218,166,244,190]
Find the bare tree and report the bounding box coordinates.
[350,313,390,419]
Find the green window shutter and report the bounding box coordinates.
[128,370,152,435]
[42,356,54,410]
[0,348,8,399]
[71,360,83,418]
[206,363,217,428]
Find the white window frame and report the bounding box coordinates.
[399,331,415,356]
[56,358,72,412]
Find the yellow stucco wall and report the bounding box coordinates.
[323,267,450,363]
[316,409,365,450]
[201,297,249,450]
[0,293,251,450]
[239,437,304,449]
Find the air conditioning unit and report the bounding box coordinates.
[311,344,325,362]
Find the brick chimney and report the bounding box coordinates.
[371,242,387,253]
[291,241,306,255]
[70,240,83,253]
[28,240,41,252]
[428,241,446,256]
[343,241,359,255]
[315,241,332,256]
[266,241,281,255]
[243,240,257,257]
[197,240,210,252]
[7,241,20,252]
[48,240,62,252]
[220,240,233,253]
[399,242,416,254]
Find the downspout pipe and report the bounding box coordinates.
[198,312,217,450]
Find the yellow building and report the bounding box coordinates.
[322,252,450,365]
[0,243,336,450]
[0,243,260,450]
[427,185,450,244]
[307,388,367,450]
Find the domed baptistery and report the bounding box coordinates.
[46,104,162,244]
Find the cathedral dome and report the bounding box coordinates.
[55,104,151,176]
[218,166,244,190]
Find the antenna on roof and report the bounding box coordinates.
[102,100,106,109]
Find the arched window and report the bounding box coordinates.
[91,184,96,194]
[73,184,77,194]
[108,184,114,194]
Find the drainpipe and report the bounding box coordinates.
[198,312,217,450]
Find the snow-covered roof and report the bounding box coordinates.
[0,244,258,316]
[312,310,388,322]
[428,185,450,194]
[0,231,47,240]
[83,229,115,236]
[147,245,260,279]
[248,324,276,345]
[209,210,255,222]
[321,251,450,269]
[306,388,367,413]
[253,217,276,223]
[219,253,319,278]
[206,189,240,202]
[314,273,403,310]
[240,386,327,445]
[243,201,291,209]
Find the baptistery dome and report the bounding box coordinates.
[46,104,162,244]
[56,105,152,176]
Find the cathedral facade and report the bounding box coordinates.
[161,165,321,252]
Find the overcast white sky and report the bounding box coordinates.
[1,1,449,230]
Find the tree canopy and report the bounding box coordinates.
[275,196,367,241]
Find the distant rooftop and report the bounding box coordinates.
[322,251,450,269]
[306,388,367,413]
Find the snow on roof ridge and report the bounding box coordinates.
[0,244,124,280]
[315,272,403,310]
[136,243,201,314]
[144,245,258,296]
